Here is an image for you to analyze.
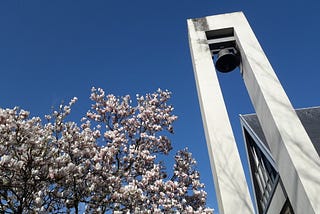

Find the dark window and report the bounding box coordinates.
[244,130,278,213]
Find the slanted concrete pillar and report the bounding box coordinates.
[188,14,254,214]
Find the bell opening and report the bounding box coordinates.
[215,48,240,73]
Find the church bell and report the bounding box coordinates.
[215,48,240,73]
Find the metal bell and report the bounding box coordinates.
[215,48,240,73]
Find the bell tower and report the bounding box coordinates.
[188,12,320,214]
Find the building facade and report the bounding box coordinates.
[240,107,320,214]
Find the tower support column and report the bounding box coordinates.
[188,14,254,214]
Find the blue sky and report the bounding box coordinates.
[1,1,320,213]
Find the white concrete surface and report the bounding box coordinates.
[188,14,254,214]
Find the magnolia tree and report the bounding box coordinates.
[0,88,213,213]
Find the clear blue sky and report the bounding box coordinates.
[1,1,320,213]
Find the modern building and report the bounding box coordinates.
[241,106,320,214]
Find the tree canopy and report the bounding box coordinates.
[0,88,213,213]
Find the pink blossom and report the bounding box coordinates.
[0,89,212,214]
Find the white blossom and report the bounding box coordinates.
[0,89,212,214]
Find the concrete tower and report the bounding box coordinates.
[188,12,320,214]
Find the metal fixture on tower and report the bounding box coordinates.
[215,47,240,73]
[206,27,240,73]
